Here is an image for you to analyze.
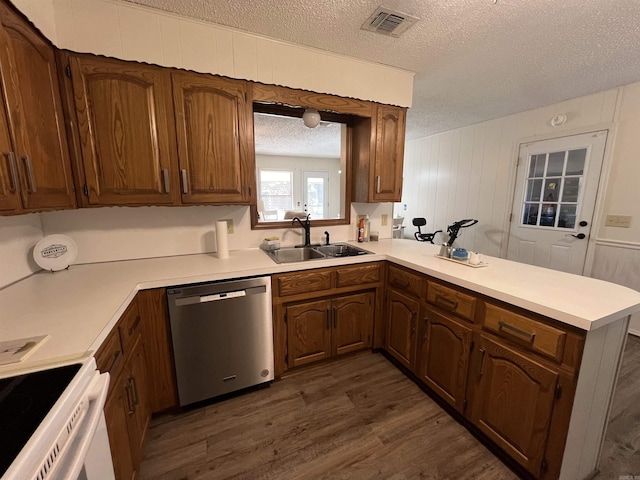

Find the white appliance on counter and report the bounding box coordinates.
[0,357,114,480]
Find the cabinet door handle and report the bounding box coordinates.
[333,307,337,328]
[181,169,189,194]
[498,321,535,343]
[376,175,381,193]
[128,315,141,336]
[477,348,485,377]
[435,294,458,311]
[22,156,36,192]
[3,152,19,192]
[326,308,331,330]
[129,376,139,406]
[107,350,122,374]
[410,312,417,336]
[162,168,170,193]
[125,383,135,414]
[422,316,428,343]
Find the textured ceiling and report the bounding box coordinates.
[125,0,640,140]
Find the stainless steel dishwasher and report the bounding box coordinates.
[167,276,274,406]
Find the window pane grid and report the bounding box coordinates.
[521,149,585,229]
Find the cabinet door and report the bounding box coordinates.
[286,299,332,368]
[468,334,558,477]
[332,291,374,356]
[68,55,179,206]
[172,72,253,204]
[372,105,405,202]
[417,307,471,413]
[0,2,75,212]
[384,288,419,370]
[104,380,135,480]
[125,339,151,467]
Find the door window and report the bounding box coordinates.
[521,148,586,229]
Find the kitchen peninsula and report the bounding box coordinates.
[1,239,639,480]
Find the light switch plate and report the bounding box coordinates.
[605,215,631,228]
[226,219,234,234]
[381,214,388,226]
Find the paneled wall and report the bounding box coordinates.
[402,83,640,333]
[11,0,413,108]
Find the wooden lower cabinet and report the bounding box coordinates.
[286,292,374,369]
[467,333,559,477]
[384,288,419,370]
[416,306,471,413]
[104,380,135,480]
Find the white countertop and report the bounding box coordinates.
[1,239,639,375]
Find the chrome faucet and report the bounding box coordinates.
[292,214,312,247]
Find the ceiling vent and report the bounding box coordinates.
[361,7,419,38]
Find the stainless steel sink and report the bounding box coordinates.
[315,244,371,257]
[262,243,371,264]
[265,247,326,264]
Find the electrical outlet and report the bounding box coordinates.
[226,219,234,234]
[381,214,388,226]
[605,215,631,228]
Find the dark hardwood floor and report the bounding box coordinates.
[140,352,517,479]
[140,335,640,479]
[595,334,640,479]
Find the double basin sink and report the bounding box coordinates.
[263,243,372,264]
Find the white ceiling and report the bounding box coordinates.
[125,0,640,141]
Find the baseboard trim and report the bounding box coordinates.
[628,328,640,337]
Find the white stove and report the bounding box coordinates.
[0,358,114,480]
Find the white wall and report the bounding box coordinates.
[0,214,43,288]
[10,0,413,108]
[401,83,640,333]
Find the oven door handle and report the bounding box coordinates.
[52,371,113,480]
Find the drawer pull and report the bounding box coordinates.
[107,349,122,374]
[477,348,485,377]
[128,315,141,336]
[393,278,410,288]
[499,321,536,343]
[435,294,458,311]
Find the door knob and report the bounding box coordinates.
[566,233,586,239]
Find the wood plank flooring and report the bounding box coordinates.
[594,334,640,479]
[140,352,517,479]
[140,336,640,479]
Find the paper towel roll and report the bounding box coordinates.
[215,220,229,259]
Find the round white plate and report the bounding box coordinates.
[33,234,78,271]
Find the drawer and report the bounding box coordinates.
[95,328,124,383]
[387,264,423,298]
[426,281,477,322]
[483,303,566,361]
[277,269,333,297]
[118,300,142,354]
[336,263,381,288]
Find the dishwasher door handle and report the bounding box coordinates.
[174,290,247,306]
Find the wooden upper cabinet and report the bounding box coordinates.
[0,101,19,213]
[372,105,405,202]
[0,1,75,214]
[172,72,254,204]
[468,334,558,477]
[66,54,179,206]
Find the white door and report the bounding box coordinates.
[506,130,607,274]
[303,171,329,219]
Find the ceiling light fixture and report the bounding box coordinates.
[302,108,321,128]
